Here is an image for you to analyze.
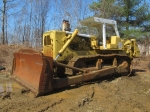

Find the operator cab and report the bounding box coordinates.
[80,17,122,50]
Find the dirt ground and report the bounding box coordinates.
[0,45,150,112]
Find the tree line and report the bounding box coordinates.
[0,0,94,46]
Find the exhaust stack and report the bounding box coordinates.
[62,20,71,31]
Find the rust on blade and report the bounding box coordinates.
[11,49,53,97]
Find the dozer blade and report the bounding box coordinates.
[11,49,53,97]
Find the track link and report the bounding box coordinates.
[65,54,132,76]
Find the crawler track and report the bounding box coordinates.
[65,54,132,76]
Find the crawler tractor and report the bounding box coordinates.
[12,17,140,96]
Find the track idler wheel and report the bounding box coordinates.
[117,59,132,76]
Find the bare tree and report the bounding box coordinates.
[52,0,95,31]
[1,0,6,44]
[0,0,19,44]
[1,0,95,46]
[29,0,50,46]
[11,0,50,46]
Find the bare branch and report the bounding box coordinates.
[6,0,14,3]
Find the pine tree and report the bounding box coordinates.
[90,0,150,39]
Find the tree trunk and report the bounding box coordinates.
[2,0,6,44]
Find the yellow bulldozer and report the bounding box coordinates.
[11,17,140,97]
